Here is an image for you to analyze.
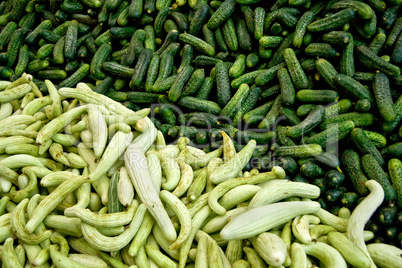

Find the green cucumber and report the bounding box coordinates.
[373,72,397,122]
[315,58,339,90]
[335,74,373,102]
[320,112,374,129]
[220,83,249,119]
[307,8,355,32]
[254,62,286,86]
[283,48,309,90]
[37,70,68,80]
[145,54,161,92]
[6,29,23,68]
[64,20,79,61]
[178,96,221,115]
[340,149,369,195]
[0,21,18,49]
[356,45,400,77]
[293,11,315,48]
[131,48,153,88]
[59,63,90,87]
[258,95,283,129]
[381,142,402,158]
[179,33,215,56]
[278,67,295,106]
[189,5,210,36]
[304,120,355,147]
[363,130,386,148]
[340,34,355,77]
[102,61,135,78]
[178,112,220,128]
[277,125,296,146]
[235,130,276,144]
[196,76,214,100]
[296,90,338,104]
[91,42,112,80]
[126,92,159,103]
[361,154,396,201]
[351,128,385,168]
[322,31,352,48]
[254,7,265,40]
[168,65,194,101]
[388,158,402,208]
[243,101,274,125]
[216,61,231,107]
[305,43,339,58]
[331,0,373,20]
[233,85,261,126]
[325,99,353,118]
[178,44,194,73]
[286,105,325,138]
[182,69,205,96]
[279,107,302,126]
[246,51,259,68]
[152,74,178,92]
[14,45,29,76]
[222,18,238,51]
[207,0,236,30]
[235,19,252,53]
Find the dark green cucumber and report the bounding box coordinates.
[91,42,112,80]
[246,51,259,68]
[315,58,339,90]
[178,96,221,115]
[258,95,283,129]
[37,70,68,80]
[356,45,400,77]
[254,62,286,86]
[6,29,23,68]
[25,19,52,45]
[220,83,249,119]
[179,33,215,56]
[145,54,160,92]
[102,61,135,78]
[126,92,159,103]
[286,105,325,138]
[168,65,194,101]
[267,32,294,68]
[254,7,265,40]
[64,20,78,61]
[293,11,315,48]
[297,104,316,117]
[178,44,194,73]
[373,72,397,122]
[335,74,374,102]
[94,76,114,94]
[279,107,302,126]
[300,162,324,179]
[0,21,18,49]
[261,84,281,99]
[235,130,276,144]
[320,112,374,129]
[182,69,205,96]
[189,5,210,36]
[222,18,238,51]
[207,0,236,30]
[325,99,353,118]
[340,34,355,77]
[131,48,153,88]
[196,76,214,100]
[305,43,339,58]
[152,74,178,92]
[243,101,274,125]
[361,154,396,201]
[178,112,220,128]
[355,99,371,113]
[331,0,373,20]
[240,5,254,34]
[278,67,295,106]
[302,152,342,171]
[388,158,402,208]
[277,125,296,146]
[154,6,170,37]
[381,142,402,158]
[368,32,386,54]
[215,61,231,107]
[340,149,369,195]
[59,63,90,87]
[322,31,352,48]
[325,170,345,188]
[351,128,385,168]
[283,48,309,90]
[307,8,355,32]
[229,54,246,79]
[14,45,29,76]
[156,53,174,83]
[169,11,188,32]
[236,18,252,52]
[296,90,339,104]
[233,85,261,126]
[304,120,355,147]
[154,29,179,55]
[108,172,124,213]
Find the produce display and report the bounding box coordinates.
[0,0,402,267]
